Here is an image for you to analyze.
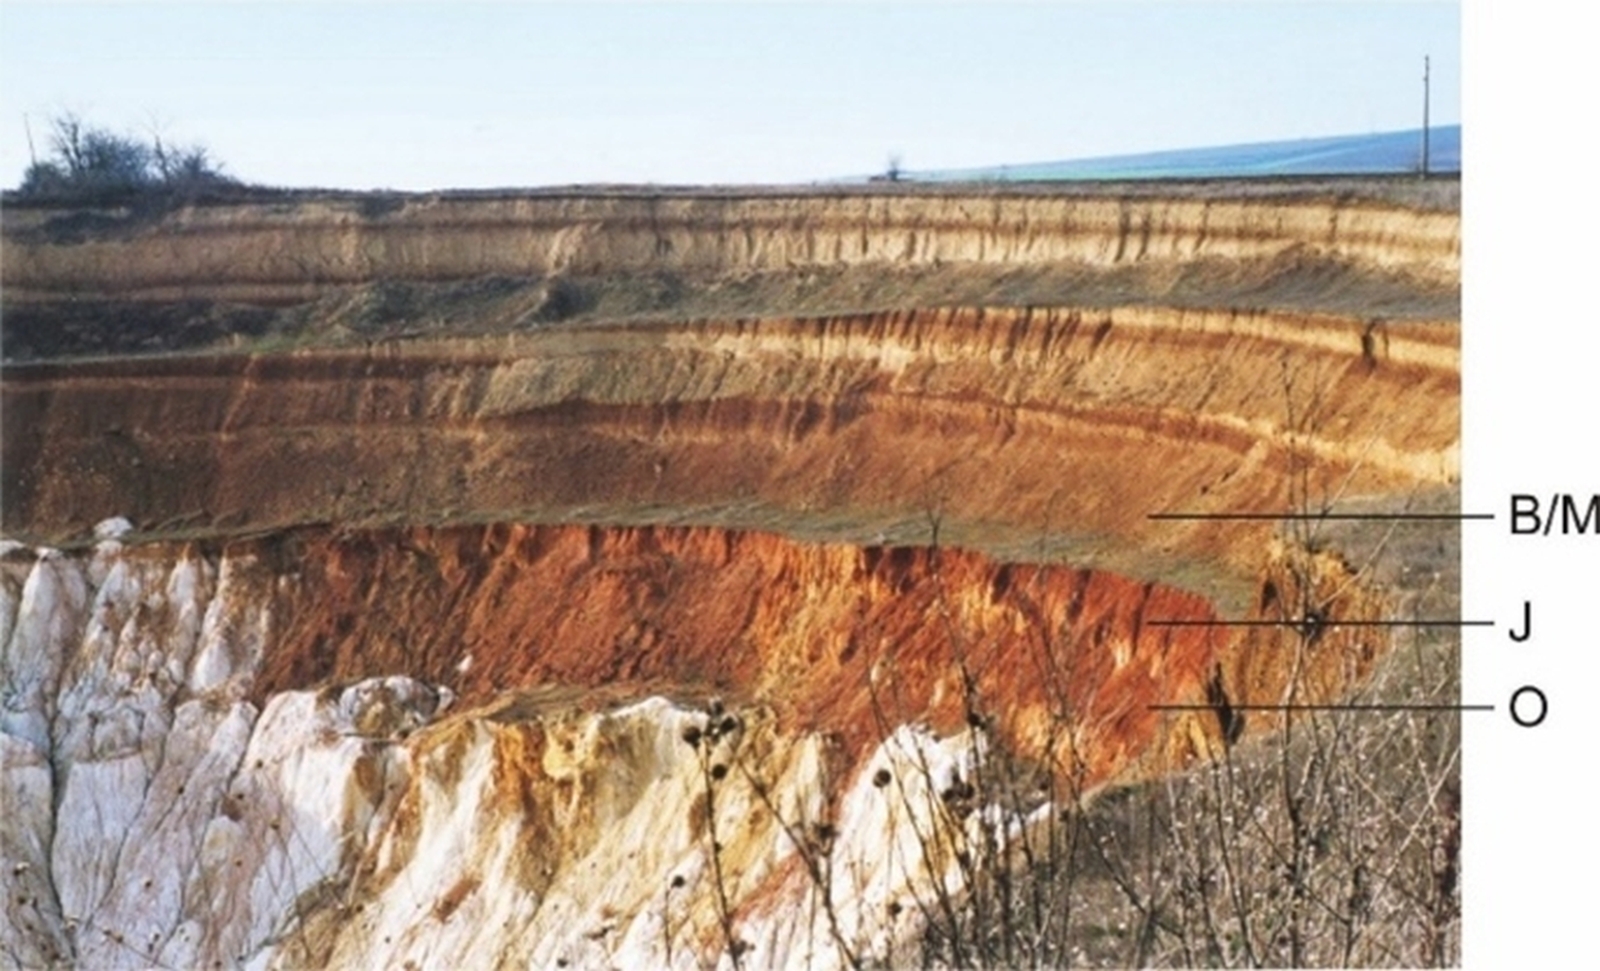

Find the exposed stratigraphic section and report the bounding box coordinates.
[0,183,1459,968]
[2,306,1457,608]
[1,188,1458,306]
[1,521,1381,970]
[1,183,1458,361]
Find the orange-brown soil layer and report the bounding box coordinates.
[186,521,1380,794]
[1,306,1457,605]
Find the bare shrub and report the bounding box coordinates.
[17,112,235,201]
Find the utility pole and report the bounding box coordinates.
[1421,55,1431,179]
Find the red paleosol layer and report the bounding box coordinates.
[194,521,1383,795]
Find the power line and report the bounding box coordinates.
[1421,54,1431,178]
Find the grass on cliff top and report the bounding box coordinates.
[1,172,1460,216]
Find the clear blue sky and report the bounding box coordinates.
[0,1,1459,190]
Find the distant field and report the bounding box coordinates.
[902,125,1460,182]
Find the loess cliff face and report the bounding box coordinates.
[2,306,1457,605]
[1,187,1458,306]
[0,181,1458,969]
